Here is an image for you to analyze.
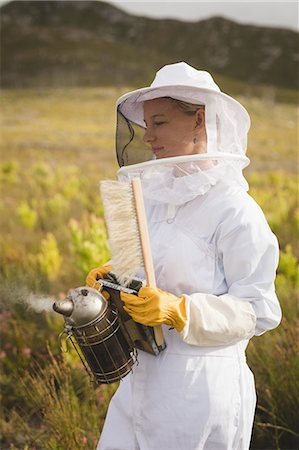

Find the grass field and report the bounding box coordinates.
[0,86,298,449]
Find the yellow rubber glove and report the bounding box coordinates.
[120,287,187,332]
[85,264,112,300]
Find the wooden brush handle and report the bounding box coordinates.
[131,178,164,347]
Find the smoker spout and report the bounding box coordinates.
[53,299,74,317]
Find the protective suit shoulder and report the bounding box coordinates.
[210,181,275,243]
[183,180,274,244]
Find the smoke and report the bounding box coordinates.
[23,293,56,313]
[0,282,56,314]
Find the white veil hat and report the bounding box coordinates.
[116,61,250,165]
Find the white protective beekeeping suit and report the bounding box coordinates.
[98,62,282,450]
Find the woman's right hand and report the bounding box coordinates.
[86,264,112,299]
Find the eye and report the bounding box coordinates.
[153,121,166,127]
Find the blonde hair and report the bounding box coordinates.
[168,98,205,116]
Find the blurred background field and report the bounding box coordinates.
[1,85,298,450]
[1,1,299,449]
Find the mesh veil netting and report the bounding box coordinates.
[115,90,250,205]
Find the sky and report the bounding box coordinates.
[106,1,299,31]
[0,1,298,32]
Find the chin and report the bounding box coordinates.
[155,151,179,159]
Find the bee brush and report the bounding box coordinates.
[100,177,164,347]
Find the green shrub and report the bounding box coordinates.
[17,201,38,230]
[37,233,63,281]
[0,160,20,184]
[69,214,110,276]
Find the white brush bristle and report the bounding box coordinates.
[100,180,144,285]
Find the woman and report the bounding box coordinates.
[86,62,282,450]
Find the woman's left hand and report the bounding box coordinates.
[120,287,187,332]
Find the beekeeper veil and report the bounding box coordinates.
[115,62,251,205]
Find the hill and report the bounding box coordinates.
[1,0,298,92]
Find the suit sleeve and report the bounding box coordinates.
[180,197,282,346]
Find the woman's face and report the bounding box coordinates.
[143,98,206,159]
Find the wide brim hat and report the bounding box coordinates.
[116,61,250,130]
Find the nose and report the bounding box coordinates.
[143,127,156,144]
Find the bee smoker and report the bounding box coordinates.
[53,286,135,384]
[53,275,166,385]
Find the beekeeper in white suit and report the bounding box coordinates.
[87,62,282,450]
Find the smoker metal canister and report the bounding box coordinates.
[53,287,135,384]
